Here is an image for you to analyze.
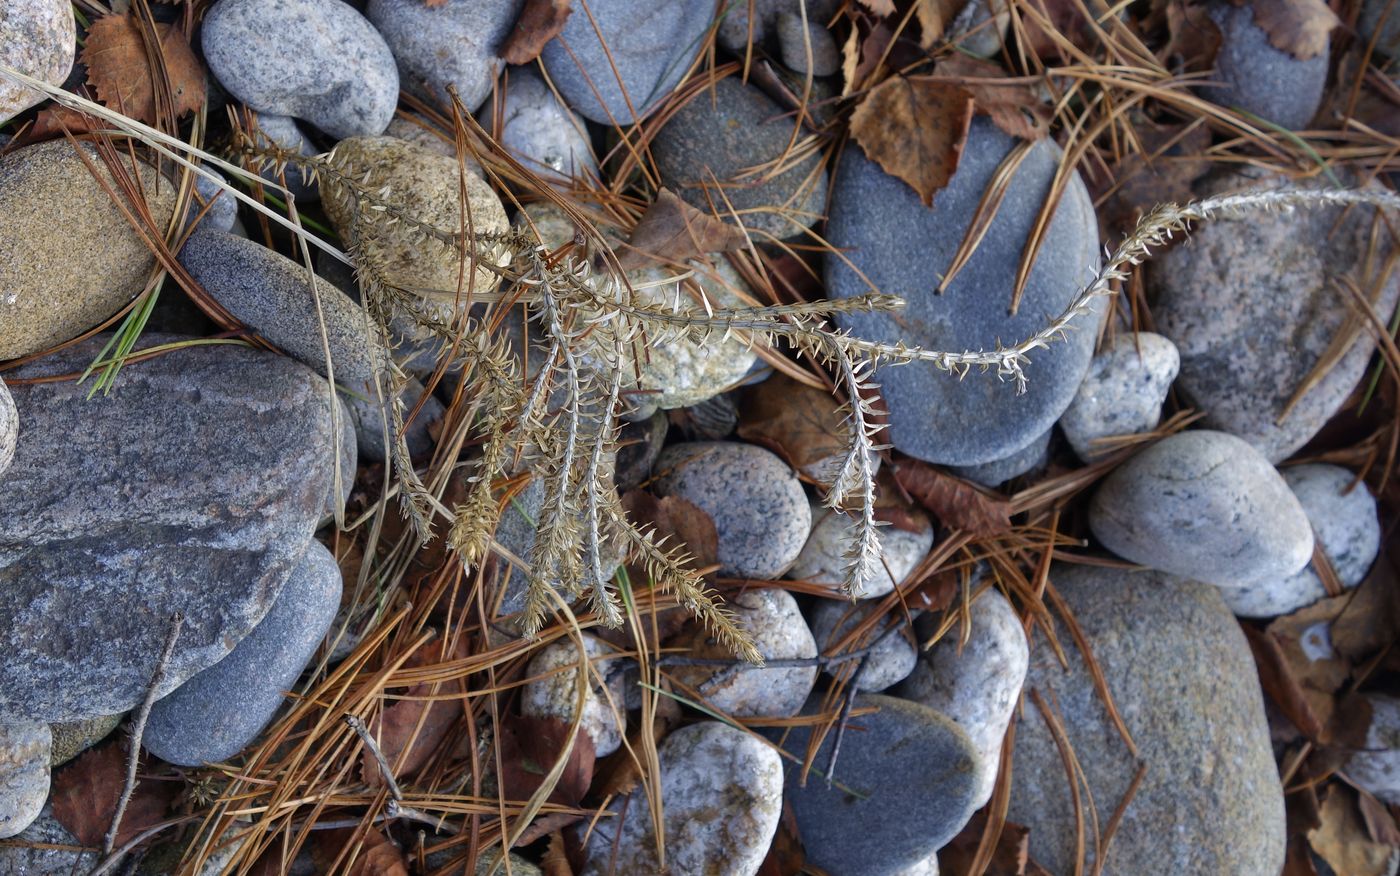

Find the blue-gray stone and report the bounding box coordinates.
[715,0,839,55]
[143,540,341,766]
[202,0,398,139]
[1360,0,1400,57]
[540,0,713,124]
[826,117,1103,467]
[652,76,828,239]
[1205,2,1328,130]
[0,336,341,722]
[343,376,444,463]
[366,0,522,114]
[773,694,982,876]
[249,112,321,203]
[188,168,238,233]
[950,425,1051,487]
[179,229,380,383]
[479,66,599,185]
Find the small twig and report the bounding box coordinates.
[103,612,183,857]
[822,653,870,790]
[343,716,448,831]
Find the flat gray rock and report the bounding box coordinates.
[0,0,74,125]
[1089,430,1313,589]
[827,117,1103,467]
[1206,2,1328,130]
[479,66,598,185]
[654,441,811,579]
[949,426,1051,487]
[776,694,982,876]
[653,76,829,239]
[367,0,520,114]
[810,599,917,692]
[789,507,935,598]
[520,634,628,758]
[0,723,49,839]
[0,804,95,875]
[0,378,14,479]
[716,0,839,54]
[144,540,341,765]
[0,336,341,722]
[202,0,398,138]
[1149,171,1400,462]
[179,228,381,383]
[540,0,713,124]
[1009,564,1285,875]
[1059,332,1178,460]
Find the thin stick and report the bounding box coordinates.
[343,715,447,831]
[104,612,183,856]
[822,653,871,789]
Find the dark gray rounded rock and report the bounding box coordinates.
[653,76,828,240]
[1088,430,1313,589]
[1149,172,1400,462]
[949,426,1051,487]
[0,723,49,839]
[144,540,341,766]
[716,0,839,55]
[249,113,321,203]
[202,0,398,139]
[366,0,521,114]
[0,336,343,722]
[0,378,14,479]
[1009,564,1285,875]
[776,12,840,76]
[1205,2,1328,130]
[188,168,239,233]
[479,66,598,184]
[614,409,668,491]
[827,117,1103,466]
[775,694,982,876]
[653,442,811,579]
[179,228,381,383]
[540,0,713,124]
[343,376,443,463]
[0,804,95,874]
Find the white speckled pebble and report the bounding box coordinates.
[810,600,917,692]
[367,0,520,114]
[581,721,783,876]
[789,507,934,598]
[0,377,16,478]
[0,722,50,839]
[899,587,1027,808]
[1347,694,1400,804]
[672,588,818,718]
[521,634,628,758]
[0,0,75,126]
[1060,332,1179,460]
[480,67,598,185]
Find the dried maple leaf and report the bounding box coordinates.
[80,13,206,125]
[915,0,970,47]
[1162,0,1223,69]
[932,57,1050,140]
[1235,0,1338,60]
[620,189,748,270]
[498,714,596,806]
[50,741,177,848]
[360,638,466,787]
[501,0,572,65]
[849,75,973,207]
[893,459,1012,535]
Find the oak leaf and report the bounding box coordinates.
[932,56,1050,140]
[850,75,973,207]
[80,13,206,125]
[892,459,1012,535]
[501,0,573,65]
[50,741,177,848]
[620,189,748,270]
[1238,0,1338,60]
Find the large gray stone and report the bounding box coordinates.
[0,140,177,360]
[1206,2,1328,130]
[179,228,381,383]
[144,540,342,765]
[1149,172,1400,462]
[343,375,443,463]
[367,0,521,114]
[827,117,1103,467]
[249,112,320,203]
[540,0,713,124]
[776,694,982,876]
[1088,430,1313,589]
[653,76,829,239]
[0,0,74,125]
[810,599,917,692]
[0,336,342,722]
[715,0,840,55]
[0,724,48,839]
[1009,564,1285,875]
[520,634,628,758]
[202,0,398,138]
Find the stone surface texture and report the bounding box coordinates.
[1059,332,1179,460]
[480,66,598,184]
[366,0,521,114]
[789,508,935,598]
[810,600,917,692]
[1207,2,1328,130]
[0,723,49,840]
[520,634,628,758]
[0,0,75,125]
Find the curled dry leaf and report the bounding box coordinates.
[80,13,206,125]
[620,189,748,271]
[856,0,898,15]
[1308,785,1397,876]
[916,0,972,48]
[620,489,720,572]
[737,372,849,489]
[50,741,177,848]
[498,714,597,806]
[849,75,973,207]
[501,0,573,66]
[932,57,1051,141]
[1234,0,1338,60]
[893,458,1012,535]
[1100,115,1211,229]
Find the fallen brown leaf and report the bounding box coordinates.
[620,490,719,572]
[1357,788,1400,847]
[1309,784,1398,876]
[1162,0,1223,69]
[1235,0,1338,60]
[313,828,409,876]
[850,75,973,207]
[500,0,572,66]
[620,189,748,270]
[361,638,466,787]
[1020,0,1101,57]
[1100,115,1211,229]
[9,105,104,147]
[933,57,1050,141]
[893,458,1012,535]
[498,714,596,806]
[50,741,177,848]
[737,373,850,489]
[1328,556,1400,664]
[857,0,897,15]
[81,13,206,125]
[940,811,1031,876]
[915,0,969,47]
[843,17,898,95]
[542,831,576,876]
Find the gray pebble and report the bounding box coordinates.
[47,713,122,767]
[144,540,342,765]
[949,426,1052,487]
[480,66,598,184]
[188,168,239,233]
[776,13,840,75]
[827,117,1104,467]
[540,0,714,124]
[0,723,49,839]
[899,587,1027,808]
[324,397,358,520]
[1223,464,1381,617]
[249,112,321,202]
[776,694,982,876]
[672,588,818,717]
[0,0,75,125]
[947,0,1010,57]
[384,115,455,159]
[1206,2,1328,130]
[202,0,398,139]
[580,721,783,876]
[520,634,628,757]
[367,0,520,114]
[1089,430,1313,589]
[0,378,14,479]
[342,375,443,463]
[810,600,917,692]
[652,76,829,240]
[654,442,812,579]
[789,507,935,598]
[716,0,839,54]
[1060,332,1179,460]
[0,804,96,874]
[179,228,381,383]
[1361,0,1400,57]
[1346,693,1400,804]
[614,410,668,491]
